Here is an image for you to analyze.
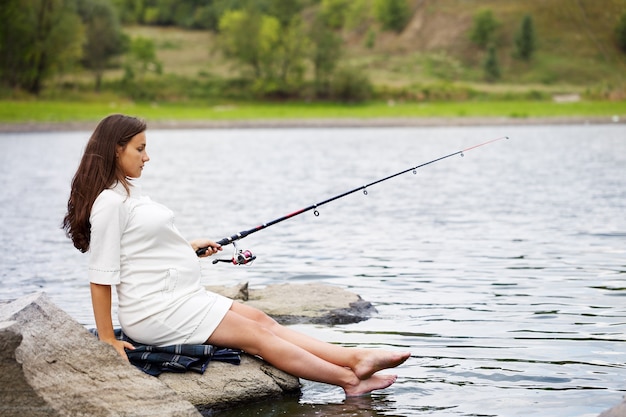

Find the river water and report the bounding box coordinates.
[0,124,624,417]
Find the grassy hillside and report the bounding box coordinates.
[108,0,626,100]
[352,0,626,91]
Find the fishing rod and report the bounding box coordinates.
[197,135,509,264]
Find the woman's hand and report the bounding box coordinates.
[90,283,136,361]
[190,239,222,257]
[101,337,135,361]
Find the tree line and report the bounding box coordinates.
[0,0,412,99]
[2,1,626,100]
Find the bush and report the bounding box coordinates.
[514,14,536,60]
[470,9,499,49]
[320,0,350,29]
[330,67,372,102]
[483,45,501,82]
[373,0,411,33]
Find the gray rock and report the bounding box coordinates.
[600,399,626,417]
[207,282,377,325]
[1,283,370,415]
[0,292,201,417]
[160,356,299,413]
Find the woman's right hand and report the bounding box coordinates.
[102,337,135,361]
[90,283,135,361]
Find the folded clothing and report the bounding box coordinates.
[90,328,241,376]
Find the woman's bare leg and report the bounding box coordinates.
[206,308,398,396]
[228,302,410,380]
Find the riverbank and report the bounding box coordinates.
[1,115,623,133]
[2,98,625,132]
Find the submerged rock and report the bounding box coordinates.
[0,283,373,415]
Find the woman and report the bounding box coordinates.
[63,114,410,397]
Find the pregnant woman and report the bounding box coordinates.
[62,114,410,397]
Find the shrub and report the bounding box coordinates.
[330,67,373,102]
[514,14,536,60]
[470,9,499,49]
[483,45,501,82]
[373,0,411,33]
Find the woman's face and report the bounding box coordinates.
[117,132,149,178]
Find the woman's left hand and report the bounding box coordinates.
[190,239,222,257]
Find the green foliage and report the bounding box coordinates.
[218,9,309,97]
[78,0,128,91]
[0,0,84,94]
[268,0,304,27]
[365,28,376,49]
[344,0,372,32]
[112,0,217,29]
[514,14,536,60]
[483,45,501,82]
[423,53,463,81]
[110,0,145,24]
[319,0,350,29]
[373,0,410,33]
[309,14,343,97]
[616,11,626,53]
[469,9,499,49]
[123,36,162,83]
[219,10,270,78]
[330,67,372,102]
[109,0,304,30]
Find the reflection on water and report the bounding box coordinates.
[1,124,625,417]
[209,391,402,417]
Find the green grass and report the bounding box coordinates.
[1,99,625,124]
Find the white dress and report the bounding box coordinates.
[88,181,232,346]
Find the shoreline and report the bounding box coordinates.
[0,115,623,133]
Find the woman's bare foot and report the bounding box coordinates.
[344,374,398,397]
[353,350,411,380]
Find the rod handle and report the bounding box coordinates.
[195,231,250,256]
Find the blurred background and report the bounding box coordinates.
[1,0,625,121]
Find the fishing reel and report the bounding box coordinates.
[212,242,256,265]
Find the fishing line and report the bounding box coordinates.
[197,135,509,263]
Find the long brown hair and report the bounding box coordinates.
[62,114,147,252]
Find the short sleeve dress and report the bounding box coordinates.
[88,181,232,346]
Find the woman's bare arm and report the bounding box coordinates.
[90,283,134,360]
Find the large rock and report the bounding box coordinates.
[207,282,377,324]
[1,283,372,415]
[0,292,201,417]
[160,356,298,413]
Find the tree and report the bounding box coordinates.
[218,8,309,96]
[309,14,342,97]
[78,0,127,91]
[483,45,501,82]
[109,0,145,24]
[268,0,303,27]
[319,0,350,30]
[470,9,499,49]
[219,9,270,79]
[123,36,162,82]
[514,14,536,60]
[373,0,411,33]
[0,0,84,94]
[616,11,626,53]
